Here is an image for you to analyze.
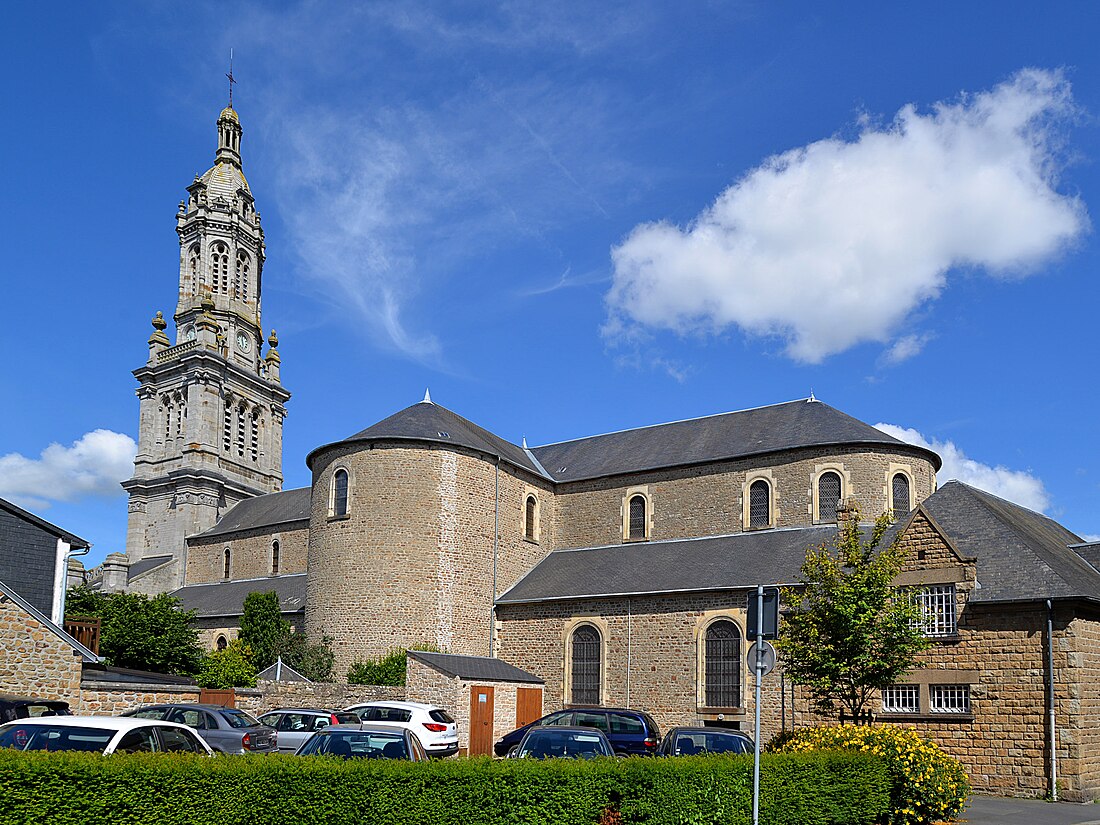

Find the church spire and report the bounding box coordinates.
[216,105,243,168]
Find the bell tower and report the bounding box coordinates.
[122,104,291,591]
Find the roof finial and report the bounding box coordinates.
[522,437,528,449]
[421,388,432,404]
[808,390,817,402]
[226,49,236,108]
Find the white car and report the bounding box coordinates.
[0,715,214,755]
[343,701,458,758]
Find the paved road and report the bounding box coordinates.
[963,794,1100,825]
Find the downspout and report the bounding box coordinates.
[53,540,90,625]
[490,458,499,657]
[626,598,632,707]
[1046,599,1058,800]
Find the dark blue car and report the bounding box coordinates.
[493,708,660,757]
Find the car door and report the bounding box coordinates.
[156,725,211,755]
[273,712,317,752]
[112,726,159,754]
[607,712,646,755]
[168,708,225,752]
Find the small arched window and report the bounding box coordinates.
[332,469,349,517]
[271,540,280,576]
[524,495,538,541]
[571,625,601,706]
[892,473,911,517]
[749,480,771,529]
[216,635,228,651]
[817,471,842,523]
[223,548,231,580]
[704,620,742,708]
[628,494,647,540]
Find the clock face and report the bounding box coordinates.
[236,332,251,353]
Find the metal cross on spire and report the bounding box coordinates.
[226,49,236,107]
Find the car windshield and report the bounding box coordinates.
[219,709,261,729]
[299,731,409,759]
[519,730,611,759]
[673,732,751,755]
[0,723,115,753]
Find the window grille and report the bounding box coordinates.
[525,495,537,541]
[818,472,841,522]
[892,473,911,516]
[881,684,919,713]
[704,620,742,708]
[929,684,971,714]
[571,625,601,705]
[910,584,957,636]
[271,541,280,576]
[628,495,647,539]
[749,480,771,528]
[332,469,349,517]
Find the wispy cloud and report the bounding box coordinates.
[0,430,136,512]
[874,423,1050,513]
[518,267,610,297]
[879,333,934,366]
[606,69,1088,363]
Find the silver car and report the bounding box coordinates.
[122,704,277,754]
[258,708,360,753]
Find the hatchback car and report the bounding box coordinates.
[513,726,614,760]
[657,727,754,756]
[343,700,458,758]
[494,707,660,757]
[0,716,213,755]
[121,704,277,754]
[295,723,428,761]
[0,695,72,724]
[258,708,361,753]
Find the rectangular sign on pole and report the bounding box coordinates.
[746,586,780,640]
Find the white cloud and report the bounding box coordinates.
[606,69,1088,363]
[0,430,136,511]
[880,333,933,366]
[874,423,1050,513]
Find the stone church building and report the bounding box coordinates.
[110,104,1100,799]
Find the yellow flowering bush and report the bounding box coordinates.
[777,724,969,824]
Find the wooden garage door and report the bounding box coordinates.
[516,687,542,728]
[469,685,495,756]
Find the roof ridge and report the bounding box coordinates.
[547,524,839,555]
[174,572,306,590]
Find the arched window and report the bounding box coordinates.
[223,548,231,580]
[332,469,349,517]
[524,495,538,541]
[817,471,842,523]
[250,410,260,462]
[236,403,247,457]
[704,620,742,708]
[235,251,251,300]
[222,399,233,453]
[188,245,201,294]
[749,480,771,529]
[892,473,911,516]
[211,242,230,294]
[628,494,647,540]
[271,540,280,576]
[216,635,228,651]
[571,625,601,706]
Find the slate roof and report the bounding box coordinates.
[531,398,941,482]
[128,555,173,581]
[408,651,543,684]
[1072,542,1100,573]
[191,488,311,540]
[170,574,306,618]
[0,497,90,548]
[496,527,839,604]
[256,657,312,683]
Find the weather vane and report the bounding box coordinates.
[226,49,236,107]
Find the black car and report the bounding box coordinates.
[494,708,660,757]
[0,695,72,724]
[657,726,754,756]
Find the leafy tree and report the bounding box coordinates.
[347,643,440,686]
[775,507,929,722]
[65,587,203,676]
[196,640,257,688]
[238,590,334,681]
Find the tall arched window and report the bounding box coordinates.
[223,548,231,580]
[524,495,538,541]
[236,403,247,457]
[222,399,233,453]
[211,242,230,294]
[817,471,842,523]
[188,245,201,295]
[250,410,260,462]
[571,625,601,706]
[235,251,251,300]
[891,473,911,516]
[749,480,771,529]
[704,620,742,708]
[271,540,280,576]
[332,469,349,517]
[628,494,647,540]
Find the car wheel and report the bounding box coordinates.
[507,745,518,758]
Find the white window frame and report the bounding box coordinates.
[881,684,920,714]
[929,684,971,714]
[910,584,958,637]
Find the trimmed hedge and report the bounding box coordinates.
[0,750,887,825]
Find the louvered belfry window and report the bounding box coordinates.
[818,472,842,522]
[705,620,742,708]
[749,480,770,528]
[892,473,911,516]
[571,625,601,705]
[628,495,647,539]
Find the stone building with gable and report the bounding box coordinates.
[112,102,1100,799]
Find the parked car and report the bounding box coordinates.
[343,700,458,758]
[494,708,660,757]
[295,723,429,761]
[0,716,213,755]
[257,708,361,753]
[512,726,615,760]
[657,727,754,756]
[121,704,277,754]
[0,695,72,724]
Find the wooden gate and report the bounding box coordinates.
[468,685,495,756]
[198,688,236,708]
[516,687,542,728]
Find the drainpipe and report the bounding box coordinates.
[1046,599,1058,800]
[53,541,90,625]
[626,598,632,707]
[490,458,499,657]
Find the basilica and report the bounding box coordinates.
[105,103,1100,800]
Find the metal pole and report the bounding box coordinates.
[753,584,763,825]
[1047,599,1058,800]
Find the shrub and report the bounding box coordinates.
[195,640,257,688]
[777,724,969,824]
[347,644,439,686]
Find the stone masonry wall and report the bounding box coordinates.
[0,599,83,701]
[1062,611,1100,800]
[186,524,308,584]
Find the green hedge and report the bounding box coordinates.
[0,750,888,825]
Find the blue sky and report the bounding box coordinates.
[2,2,1098,567]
